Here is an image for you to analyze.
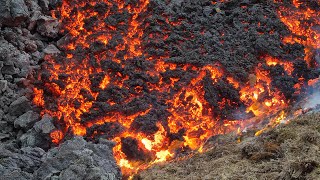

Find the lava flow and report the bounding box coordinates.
[32,0,320,177]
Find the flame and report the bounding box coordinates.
[155,150,174,163]
[308,77,319,87]
[99,75,110,89]
[240,65,288,117]
[32,0,320,177]
[255,110,287,136]
[50,130,64,144]
[33,88,45,107]
[265,55,294,75]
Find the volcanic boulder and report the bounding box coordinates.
[0,143,45,180]
[34,137,121,180]
[0,138,121,180]
[36,15,60,38]
[14,111,40,130]
[0,80,7,92]
[9,96,31,117]
[0,0,29,27]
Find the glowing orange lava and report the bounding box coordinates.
[274,0,320,66]
[32,0,320,177]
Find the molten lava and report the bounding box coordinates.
[33,0,319,177]
[274,0,320,66]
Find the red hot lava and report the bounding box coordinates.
[33,0,320,176]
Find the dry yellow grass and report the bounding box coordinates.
[137,113,320,180]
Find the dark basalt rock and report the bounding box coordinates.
[0,0,318,180]
[0,0,30,27]
[121,137,151,161]
[33,114,55,134]
[34,136,121,180]
[14,111,40,130]
[36,15,60,38]
[0,0,121,178]
[9,96,31,117]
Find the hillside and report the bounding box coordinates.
[137,112,320,179]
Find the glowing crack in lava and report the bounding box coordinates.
[33,0,319,177]
[274,0,320,66]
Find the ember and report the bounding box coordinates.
[31,0,320,177]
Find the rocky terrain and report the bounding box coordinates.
[0,0,319,179]
[0,0,120,179]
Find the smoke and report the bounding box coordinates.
[316,49,320,67]
[303,91,320,109]
[304,48,320,109]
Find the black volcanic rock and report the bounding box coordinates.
[0,0,318,180]
[36,15,60,38]
[0,0,30,27]
[14,111,40,130]
[0,137,121,180]
[9,96,31,117]
[0,144,45,180]
[33,114,55,134]
[0,80,7,92]
[34,137,121,180]
[121,137,150,161]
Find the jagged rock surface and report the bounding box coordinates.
[0,0,122,179]
[0,137,121,180]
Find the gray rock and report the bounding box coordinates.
[14,111,40,130]
[9,96,31,116]
[0,110,4,119]
[37,15,60,38]
[3,114,18,124]
[19,126,51,149]
[17,67,31,78]
[57,35,72,50]
[35,40,45,50]
[24,40,38,52]
[2,59,13,66]
[38,0,49,11]
[19,130,38,147]
[28,10,42,30]
[43,44,61,55]
[0,80,7,92]
[203,6,212,17]
[0,0,30,26]
[9,0,29,21]
[0,169,33,180]
[33,114,55,134]
[12,53,31,69]
[170,0,183,7]
[2,28,18,44]
[0,39,21,69]
[34,137,121,180]
[0,133,10,141]
[0,143,45,180]
[4,74,13,81]
[26,0,42,12]
[1,65,16,75]
[48,0,62,9]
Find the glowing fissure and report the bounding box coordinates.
[33,0,319,176]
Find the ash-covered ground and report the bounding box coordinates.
[0,0,319,179]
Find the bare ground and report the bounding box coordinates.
[137,113,320,180]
